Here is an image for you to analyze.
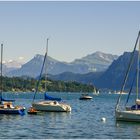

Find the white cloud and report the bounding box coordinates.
[2,61,6,64]
[18,56,24,61]
[8,59,13,63]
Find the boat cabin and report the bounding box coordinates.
[3,102,14,109]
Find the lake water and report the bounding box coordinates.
[0,92,140,139]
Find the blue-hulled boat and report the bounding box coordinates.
[0,101,25,114]
[0,44,25,115]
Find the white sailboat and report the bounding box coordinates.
[31,39,71,112]
[93,88,99,95]
[115,31,140,122]
[32,100,71,112]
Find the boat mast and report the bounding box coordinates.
[115,31,140,110]
[0,44,3,101]
[45,38,49,92]
[32,39,49,102]
[137,35,140,99]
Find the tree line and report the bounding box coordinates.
[0,76,97,93]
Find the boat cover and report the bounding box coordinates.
[131,104,140,110]
[44,93,61,101]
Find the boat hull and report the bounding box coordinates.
[27,111,38,115]
[116,110,140,122]
[79,96,92,100]
[0,108,25,114]
[27,107,39,115]
[32,101,71,112]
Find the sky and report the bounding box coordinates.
[0,1,140,63]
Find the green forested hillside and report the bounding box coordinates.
[1,76,97,92]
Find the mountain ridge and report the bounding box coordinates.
[49,51,138,90]
[6,51,118,77]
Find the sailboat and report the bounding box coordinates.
[115,31,140,122]
[31,39,71,112]
[93,88,99,95]
[0,44,25,115]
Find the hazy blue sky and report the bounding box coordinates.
[0,1,140,62]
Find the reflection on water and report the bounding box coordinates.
[115,121,140,138]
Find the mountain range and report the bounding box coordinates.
[50,51,138,91]
[94,51,138,90]
[4,50,137,91]
[6,51,118,77]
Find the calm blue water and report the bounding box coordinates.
[0,92,140,139]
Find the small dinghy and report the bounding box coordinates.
[28,107,39,115]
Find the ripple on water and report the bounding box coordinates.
[0,93,139,139]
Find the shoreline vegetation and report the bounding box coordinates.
[1,76,98,93]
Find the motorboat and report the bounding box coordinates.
[79,94,93,100]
